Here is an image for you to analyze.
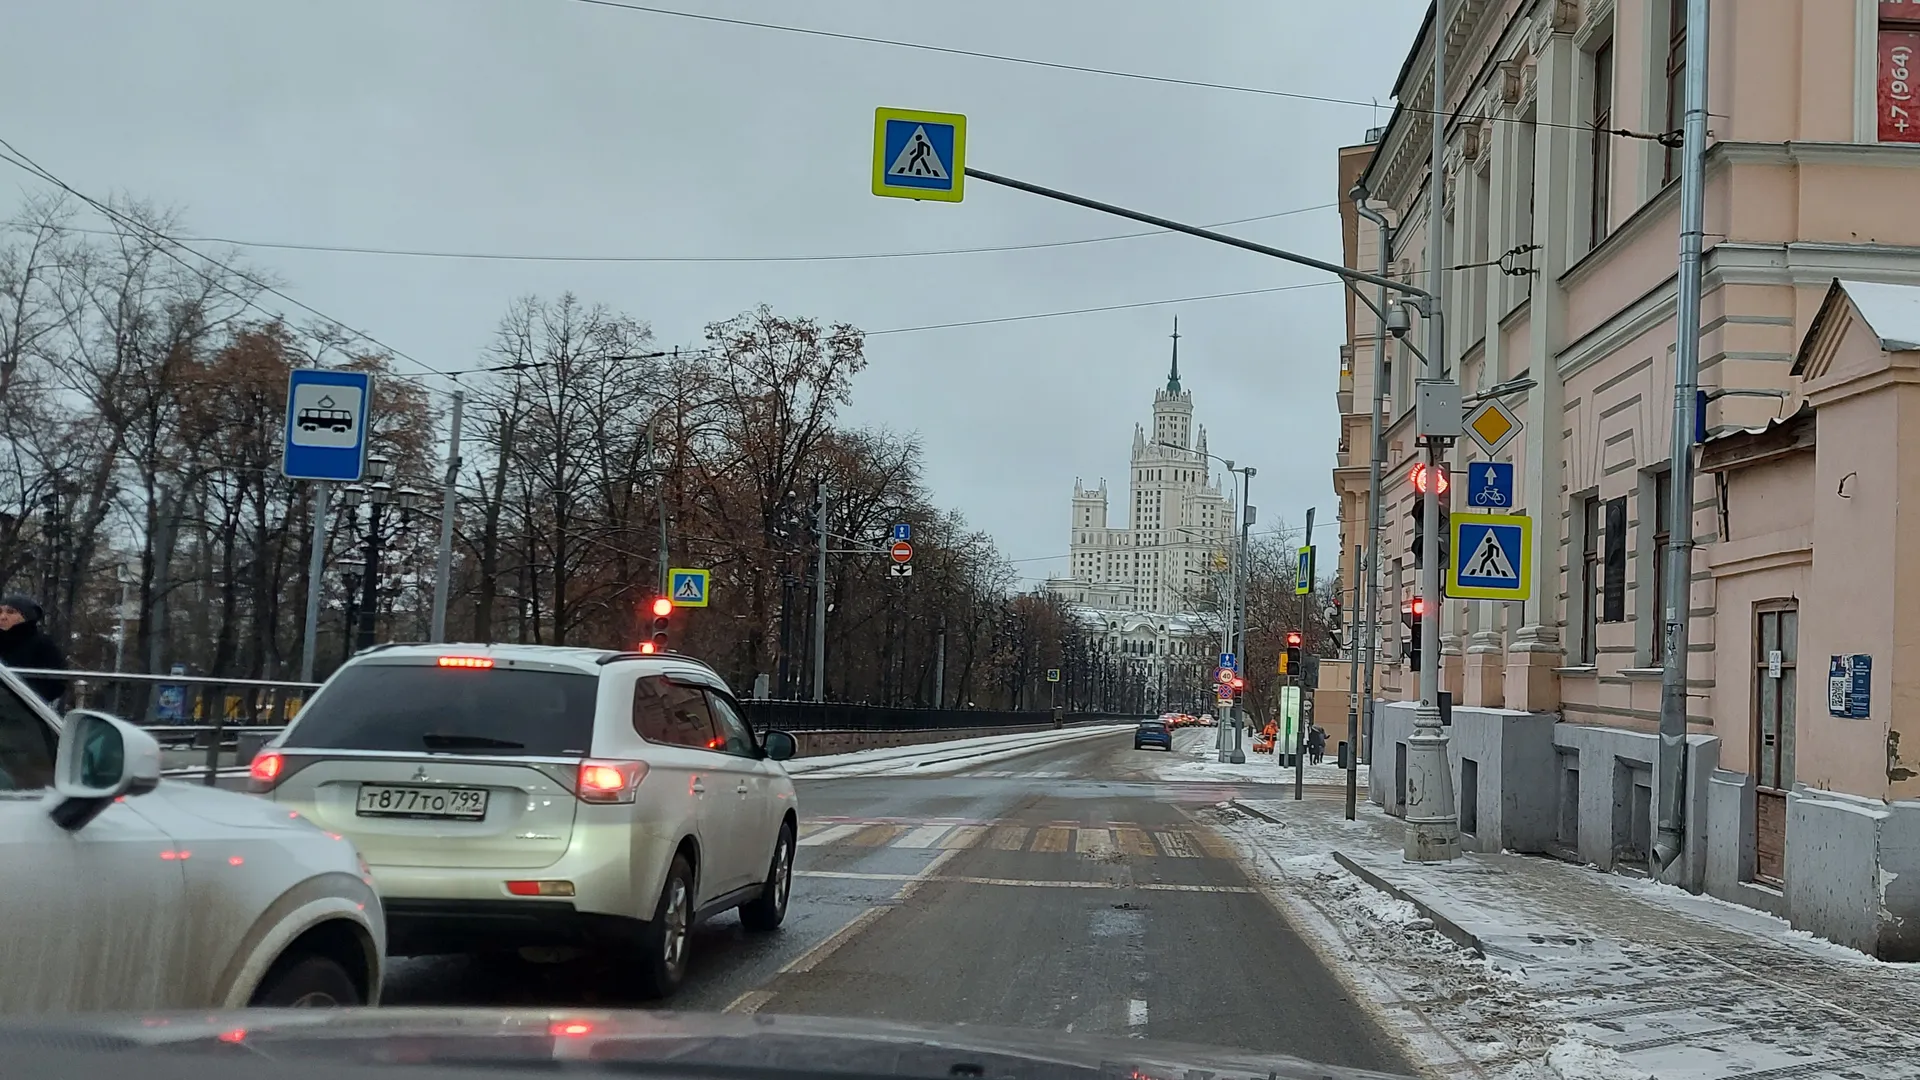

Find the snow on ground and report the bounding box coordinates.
[783,724,1133,778]
[1207,796,1920,1079]
[1144,727,1370,787]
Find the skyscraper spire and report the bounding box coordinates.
[1167,316,1182,394]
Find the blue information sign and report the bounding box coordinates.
[283,369,372,482]
[892,523,911,541]
[1466,461,1514,509]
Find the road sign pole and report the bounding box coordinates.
[1406,0,1461,863]
[429,389,462,644]
[299,482,329,683]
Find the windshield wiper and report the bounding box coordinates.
[421,733,526,750]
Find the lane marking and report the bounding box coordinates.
[793,869,1253,893]
[989,826,1030,850]
[798,823,862,846]
[894,824,952,849]
[721,989,776,1014]
[1075,828,1114,854]
[797,822,832,840]
[1116,828,1157,857]
[1033,827,1071,852]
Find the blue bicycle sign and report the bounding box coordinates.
[1466,462,1514,509]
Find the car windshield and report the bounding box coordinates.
[282,663,599,757]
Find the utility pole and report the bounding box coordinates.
[299,483,329,683]
[654,415,671,600]
[429,389,463,644]
[1655,0,1710,877]
[1403,0,1461,862]
[934,610,947,708]
[812,483,829,703]
[1345,547,1363,818]
[1352,190,1393,822]
[1216,462,1237,761]
[1296,507,1313,799]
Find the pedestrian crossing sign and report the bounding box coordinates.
[668,568,711,608]
[873,107,966,202]
[1445,513,1531,600]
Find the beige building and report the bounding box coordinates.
[1333,0,1920,958]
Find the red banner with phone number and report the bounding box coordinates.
[1886,1,1920,22]
[1883,29,1920,143]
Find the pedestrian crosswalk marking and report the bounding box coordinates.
[1075,828,1113,854]
[1033,827,1072,853]
[796,817,1229,859]
[794,869,1255,894]
[799,823,862,846]
[939,825,988,850]
[848,824,906,847]
[895,824,952,849]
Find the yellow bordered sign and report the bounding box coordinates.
[1445,512,1531,600]
[872,107,966,202]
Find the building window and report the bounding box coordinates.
[1649,470,1673,663]
[1580,495,1602,664]
[1590,39,1614,246]
[1663,1,1687,185]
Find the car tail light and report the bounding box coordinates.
[437,656,494,669]
[575,760,646,804]
[248,750,285,792]
[507,880,577,897]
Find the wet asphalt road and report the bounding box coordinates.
[380,730,1413,1076]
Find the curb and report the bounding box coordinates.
[1331,851,1486,958]
[1227,798,1284,824]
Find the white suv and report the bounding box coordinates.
[249,644,800,998]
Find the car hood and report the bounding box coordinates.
[0,1009,1415,1080]
[147,779,324,832]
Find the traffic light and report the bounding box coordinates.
[1402,597,1427,671]
[1284,631,1303,679]
[1408,464,1452,570]
[646,596,673,653]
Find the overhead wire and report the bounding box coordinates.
[11,203,1340,266]
[0,138,462,388]
[553,0,1680,141]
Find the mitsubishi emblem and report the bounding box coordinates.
[411,765,429,782]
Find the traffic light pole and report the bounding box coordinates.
[1405,0,1461,862]
[1295,508,1313,801]
[812,485,829,703]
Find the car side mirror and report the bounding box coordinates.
[763,729,798,762]
[50,710,161,831]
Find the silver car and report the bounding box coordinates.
[249,644,800,999]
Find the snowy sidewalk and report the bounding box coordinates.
[1213,796,1920,1080]
[1146,727,1370,788]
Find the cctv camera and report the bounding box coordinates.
[1385,302,1414,339]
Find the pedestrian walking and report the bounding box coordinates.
[1307,723,1328,766]
[0,595,68,704]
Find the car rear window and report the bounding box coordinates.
[1139,722,1166,732]
[284,663,600,757]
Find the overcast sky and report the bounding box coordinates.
[4,0,1424,587]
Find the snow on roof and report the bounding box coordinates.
[1836,279,1920,353]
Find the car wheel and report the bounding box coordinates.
[634,853,695,999]
[739,821,795,933]
[250,954,361,1007]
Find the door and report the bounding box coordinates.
[705,692,777,892]
[0,684,187,1013]
[1752,603,1797,886]
[633,677,741,905]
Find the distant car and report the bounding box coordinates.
[251,644,801,1000]
[0,670,385,1014]
[1134,719,1173,751]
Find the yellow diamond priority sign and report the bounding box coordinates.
[1464,398,1522,457]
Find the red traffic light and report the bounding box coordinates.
[1230,676,1245,690]
[1410,462,1450,496]
[1410,597,1427,616]
[638,641,658,654]
[650,597,673,618]
[1285,631,1303,647]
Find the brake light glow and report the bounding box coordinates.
[437,656,495,669]
[549,1021,594,1038]
[575,760,646,804]
[248,751,284,792]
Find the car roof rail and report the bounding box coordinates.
[351,641,423,657]
[596,650,719,674]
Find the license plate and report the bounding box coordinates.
[356,784,489,820]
